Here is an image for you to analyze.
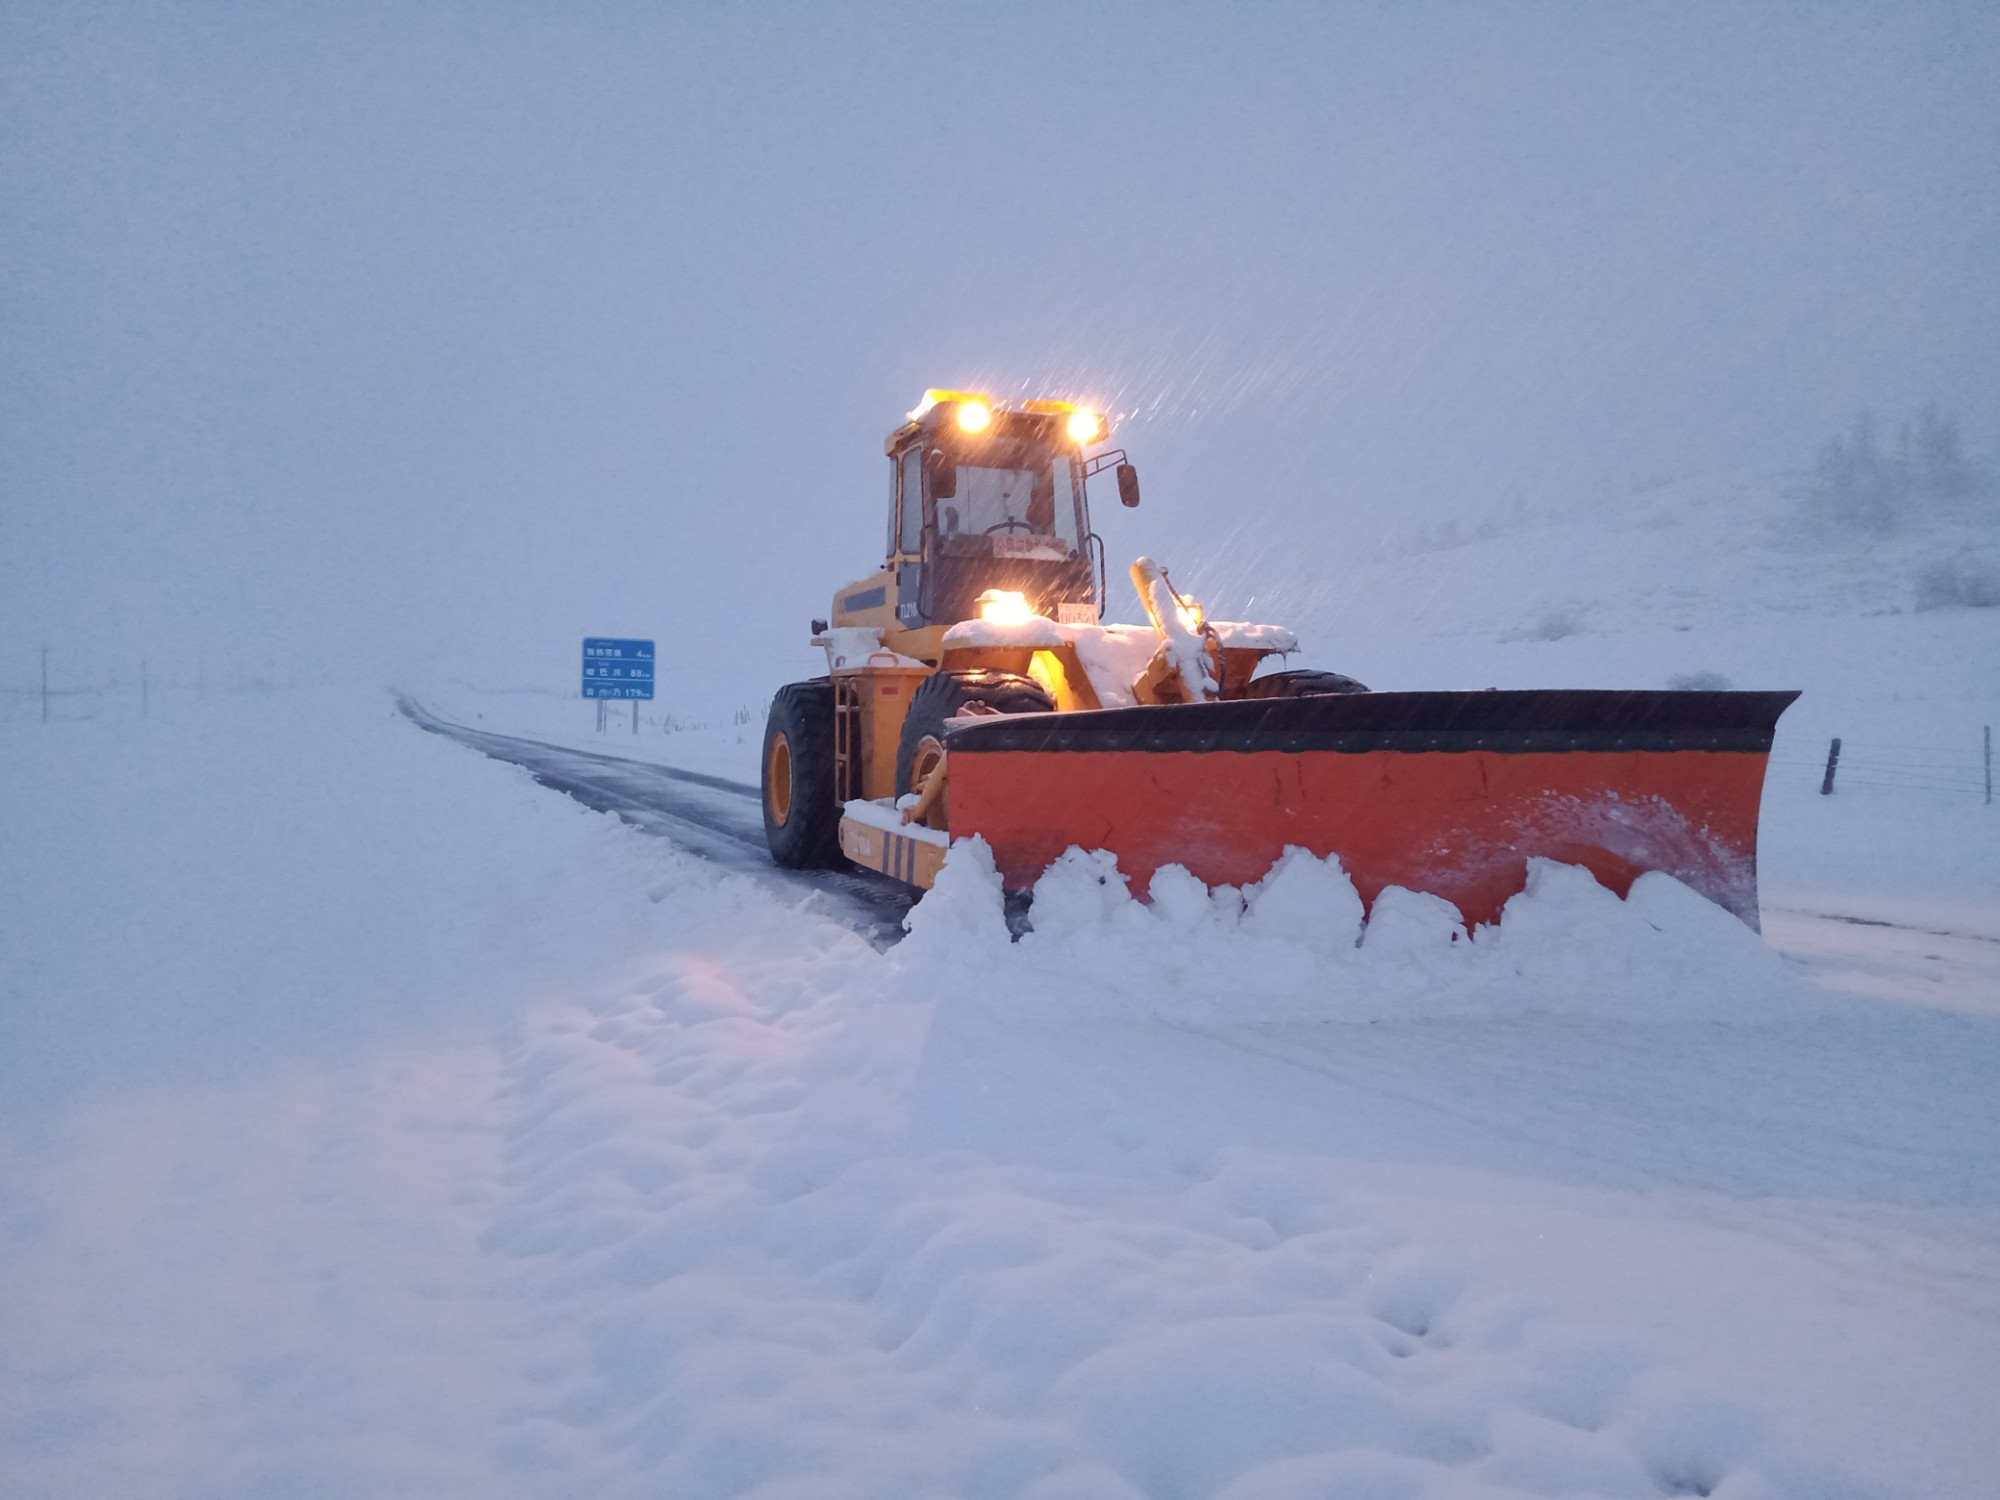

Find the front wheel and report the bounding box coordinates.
[762,681,844,868]
[895,670,1055,829]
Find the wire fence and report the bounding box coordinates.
[1,655,766,738]
[1772,731,1994,802]
[12,651,1995,804]
[0,659,310,725]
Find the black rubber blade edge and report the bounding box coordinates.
[943,689,1802,757]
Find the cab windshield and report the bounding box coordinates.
[936,441,1083,554]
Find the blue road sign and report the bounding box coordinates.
[582,637,655,699]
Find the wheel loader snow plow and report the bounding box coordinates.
[763,389,1798,929]
[931,687,1796,928]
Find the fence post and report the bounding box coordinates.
[1820,736,1841,796]
[1986,725,1992,806]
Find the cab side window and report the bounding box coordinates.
[886,456,899,559]
[899,448,925,554]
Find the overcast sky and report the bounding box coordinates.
[4,2,1995,703]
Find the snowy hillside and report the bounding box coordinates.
[1294,471,2000,934]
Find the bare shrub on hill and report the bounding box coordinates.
[1914,547,2000,610]
[1499,606,1586,643]
[1795,407,1996,535]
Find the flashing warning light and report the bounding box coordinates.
[956,399,993,434]
[1175,599,1207,633]
[1066,410,1104,445]
[977,589,1035,625]
[911,388,992,421]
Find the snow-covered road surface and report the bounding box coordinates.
[5,687,1998,1499]
[1763,907,2000,1016]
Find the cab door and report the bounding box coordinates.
[893,444,929,627]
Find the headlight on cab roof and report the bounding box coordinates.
[913,390,1112,445]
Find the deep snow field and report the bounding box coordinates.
[5,477,1999,1500]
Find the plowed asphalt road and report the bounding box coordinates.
[399,698,917,946]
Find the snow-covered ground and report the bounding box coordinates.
[5,478,1999,1500]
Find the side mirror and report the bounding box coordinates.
[1116,461,1141,508]
[925,448,958,500]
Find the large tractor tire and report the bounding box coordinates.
[895,670,1055,825]
[1232,668,1371,699]
[762,681,844,869]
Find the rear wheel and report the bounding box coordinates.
[895,670,1055,828]
[762,681,844,868]
[1232,668,1371,698]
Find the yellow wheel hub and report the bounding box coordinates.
[907,735,948,829]
[767,732,793,826]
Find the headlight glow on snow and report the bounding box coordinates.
[977,589,1034,624]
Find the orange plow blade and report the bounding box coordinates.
[943,690,1799,928]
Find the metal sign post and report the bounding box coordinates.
[582,638,655,735]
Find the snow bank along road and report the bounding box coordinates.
[5,688,1999,1500]
[400,696,917,946]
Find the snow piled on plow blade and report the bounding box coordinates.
[904,838,1815,1025]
